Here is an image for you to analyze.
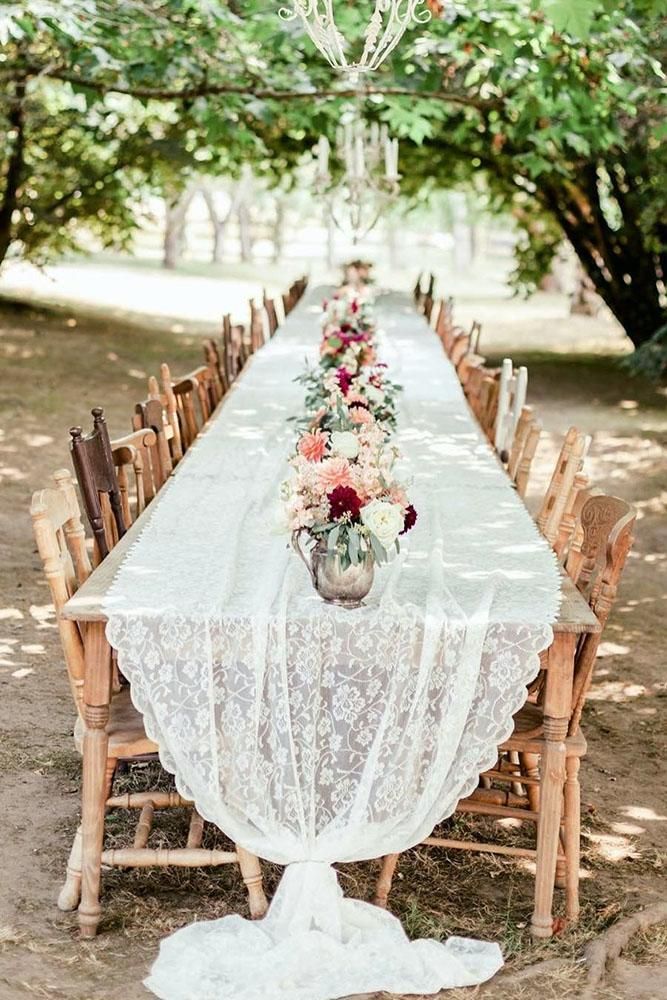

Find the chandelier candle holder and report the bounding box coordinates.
[315,121,401,240]
[278,1,431,76]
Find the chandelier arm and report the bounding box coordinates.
[323,0,348,67]
[366,0,429,69]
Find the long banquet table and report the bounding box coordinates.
[63,287,599,999]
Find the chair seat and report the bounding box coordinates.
[499,702,587,756]
[74,687,157,759]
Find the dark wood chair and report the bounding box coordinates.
[249,300,266,354]
[282,290,294,317]
[69,408,126,562]
[263,291,279,337]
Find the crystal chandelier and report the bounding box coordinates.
[279,1,431,75]
[314,120,401,241]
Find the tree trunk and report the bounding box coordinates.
[272,197,285,264]
[0,80,26,269]
[538,162,665,348]
[237,201,253,263]
[162,184,195,270]
[199,185,229,264]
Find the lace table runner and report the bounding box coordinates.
[104,289,561,1000]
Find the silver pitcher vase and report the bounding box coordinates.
[292,532,374,608]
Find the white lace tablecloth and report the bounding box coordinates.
[104,289,561,1000]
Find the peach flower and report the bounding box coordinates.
[349,405,373,425]
[317,456,353,492]
[298,430,328,463]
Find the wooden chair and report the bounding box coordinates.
[536,427,589,548]
[133,377,181,470]
[110,428,159,529]
[449,331,471,370]
[478,373,500,442]
[249,300,266,354]
[30,469,268,929]
[203,338,230,397]
[222,313,247,382]
[507,406,542,498]
[282,290,294,317]
[160,363,203,453]
[185,364,223,421]
[422,293,434,326]
[374,494,636,931]
[470,319,482,355]
[69,408,126,562]
[263,291,279,338]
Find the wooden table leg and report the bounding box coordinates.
[78,621,112,939]
[531,631,576,939]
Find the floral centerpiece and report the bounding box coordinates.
[284,422,417,607]
[343,259,374,288]
[319,290,377,373]
[295,362,402,435]
[283,283,416,607]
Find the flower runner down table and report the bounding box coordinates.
[62,287,600,1000]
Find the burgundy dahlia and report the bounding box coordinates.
[336,367,354,395]
[401,504,418,534]
[327,485,362,521]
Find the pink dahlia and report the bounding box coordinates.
[317,456,353,492]
[298,430,328,463]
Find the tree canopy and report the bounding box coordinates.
[1,0,665,345]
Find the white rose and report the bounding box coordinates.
[365,384,385,406]
[330,430,360,459]
[360,499,404,551]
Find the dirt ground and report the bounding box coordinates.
[0,287,665,1000]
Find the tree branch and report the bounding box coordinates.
[0,79,26,265]
[18,64,495,111]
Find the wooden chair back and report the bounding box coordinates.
[450,331,470,369]
[507,406,542,497]
[132,388,174,484]
[413,272,423,303]
[222,313,247,381]
[470,320,482,355]
[69,407,126,562]
[282,290,294,317]
[249,301,266,353]
[110,428,158,532]
[263,292,279,337]
[203,338,230,397]
[536,427,589,548]
[30,469,92,716]
[458,348,486,386]
[422,293,434,326]
[478,374,499,441]
[426,273,435,298]
[568,495,635,733]
[160,363,201,453]
[187,363,223,419]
